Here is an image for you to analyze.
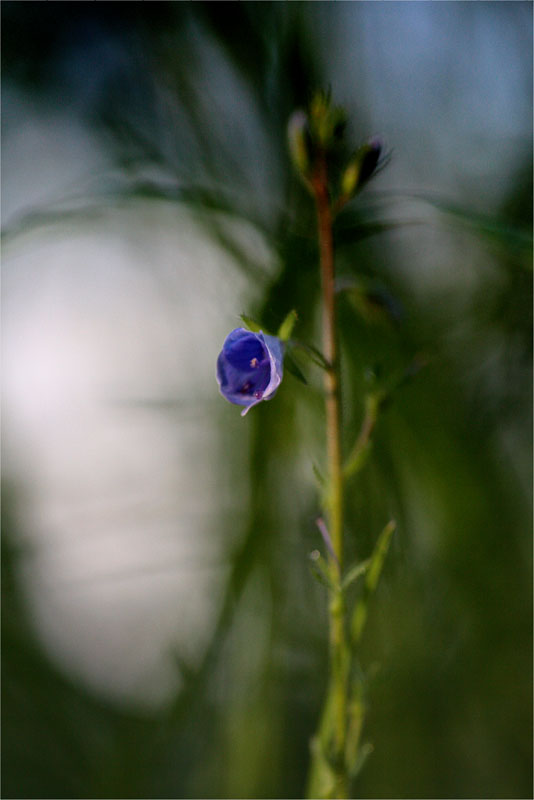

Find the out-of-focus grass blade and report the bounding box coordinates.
[413,192,533,260]
[1,180,276,244]
[335,219,423,246]
[357,190,533,264]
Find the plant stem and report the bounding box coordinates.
[312,153,349,799]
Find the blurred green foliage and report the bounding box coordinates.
[2,3,532,798]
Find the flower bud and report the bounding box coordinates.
[358,136,382,184]
[341,159,360,198]
[341,137,383,197]
[287,110,313,177]
[309,90,347,147]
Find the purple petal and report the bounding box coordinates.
[258,332,284,400]
[223,329,266,371]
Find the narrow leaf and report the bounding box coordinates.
[351,520,396,644]
[277,309,298,342]
[336,219,423,247]
[285,352,308,385]
[239,314,263,333]
[349,742,374,780]
[366,519,396,593]
[308,550,335,591]
[344,440,373,479]
[341,559,370,592]
[289,340,331,370]
[337,278,403,325]
[343,392,380,480]
[312,462,326,487]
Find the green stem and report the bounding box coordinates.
[309,154,349,799]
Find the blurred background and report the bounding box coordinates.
[2,3,532,798]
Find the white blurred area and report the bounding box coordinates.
[2,92,274,707]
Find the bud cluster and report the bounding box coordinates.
[287,90,385,208]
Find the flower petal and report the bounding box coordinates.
[259,332,284,400]
[223,328,266,370]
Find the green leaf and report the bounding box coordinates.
[343,392,381,480]
[349,742,374,780]
[336,278,402,326]
[239,314,264,333]
[351,520,396,644]
[308,550,335,591]
[277,309,298,341]
[284,352,308,385]
[365,519,396,593]
[335,219,423,247]
[289,340,330,370]
[343,439,373,480]
[341,559,370,592]
[312,462,326,487]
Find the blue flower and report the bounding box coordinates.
[216,328,284,416]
